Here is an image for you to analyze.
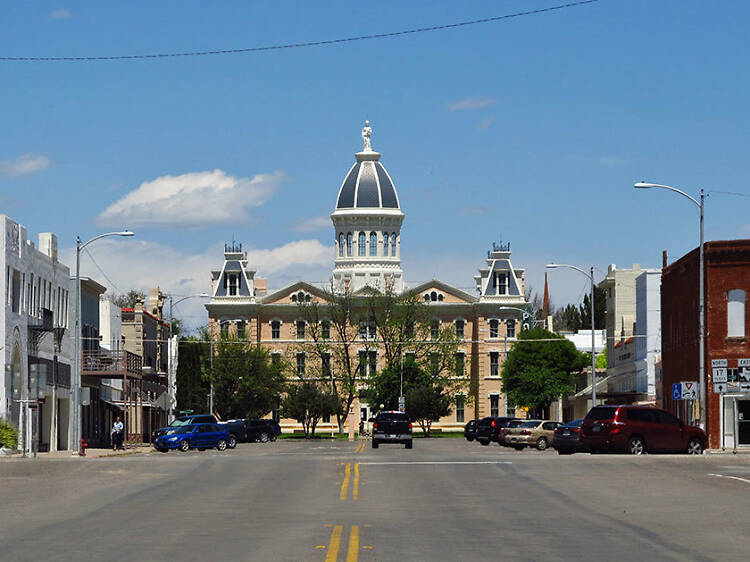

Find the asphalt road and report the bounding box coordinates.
[1,438,750,561]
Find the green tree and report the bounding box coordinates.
[579,286,607,330]
[0,418,18,449]
[281,382,342,438]
[405,385,453,436]
[364,356,427,413]
[553,304,582,332]
[110,289,146,308]
[501,327,588,414]
[175,332,210,413]
[207,336,286,420]
[595,347,607,369]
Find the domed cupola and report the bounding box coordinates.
[331,121,405,295]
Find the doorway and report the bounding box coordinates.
[738,400,750,446]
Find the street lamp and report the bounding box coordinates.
[168,293,210,329]
[546,263,598,406]
[73,230,134,455]
[635,181,706,428]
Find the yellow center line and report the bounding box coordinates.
[340,463,351,500]
[352,463,360,500]
[346,525,360,562]
[325,525,343,562]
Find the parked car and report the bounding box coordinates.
[245,419,281,442]
[464,419,478,442]
[580,405,707,455]
[491,418,522,444]
[372,411,413,449]
[152,414,218,441]
[503,420,562,450]
[154,423,230,453]
[475,417,517,446]
[552,419,587,455]
[497,419,526,447]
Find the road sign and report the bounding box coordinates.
[672,383,682,401]
[712,368,728,383]
[739,368,750,384]
[714,383,727,394]
[738,359,750,367]
[741,383,750,393]
[712,359,728,368]
[680,381,698,400]
[398,396,405,412]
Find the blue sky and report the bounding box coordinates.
[2,1,749,329]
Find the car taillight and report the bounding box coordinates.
[409,423,413,429]
[373,423,378,429]
[491,420,497,427]
[572,428,580,434]
[521,430,531,435]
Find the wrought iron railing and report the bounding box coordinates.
[81,350,142,377]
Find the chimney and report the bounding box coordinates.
[542,272,550,319]
[662,251,667,269]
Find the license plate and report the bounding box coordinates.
[387,434,396,439]
[562,430,571,436]
[592,425,601,433]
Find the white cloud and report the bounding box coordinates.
[0,154,51,178]
[62,237,332,332]
[447,97,496,112]
[97,169,284,228]
[293,216,331,232]
[48,9,72,20]
[476,116,495,132]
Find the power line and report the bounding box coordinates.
[83,247,122,294]
[1,1,601,62]
[707,189,750,198]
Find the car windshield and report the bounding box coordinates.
[507,420,524,428]
[586,407,618,421]
[520,421,541,428]
[166,426,194,435]
[169,418,192,427]
[378,413,409,422]
[563,419,584,427]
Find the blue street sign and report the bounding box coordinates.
[672,383,682,401]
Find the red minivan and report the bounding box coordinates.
[580,405,707,455]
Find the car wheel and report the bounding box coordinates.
[372,440,379,449]
[259,432,270,443]
[479,439,490,446]
[536,437,548,451]
[405,440,413,449]
[178,440,190,452]
[687,438,704,455]
[270,433,278,442]
[627,436,646,455]
[155,446,168,453]
[227,434,237,449]
[217,439,227,451]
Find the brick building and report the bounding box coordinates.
[661,239,750,449]
[205,124,529,430]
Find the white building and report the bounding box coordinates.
[1,216,73,452]
[562,329,606,354]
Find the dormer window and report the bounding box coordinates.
[226,273,240,296]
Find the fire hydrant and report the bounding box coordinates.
[80,438,87,457]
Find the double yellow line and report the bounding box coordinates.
[353,441,366,453]
[324,525,359,562]
[339,462,360,500]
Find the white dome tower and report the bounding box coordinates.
[331,121,405,294]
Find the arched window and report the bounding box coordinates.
[291,294,297,302]
[728,289,746,337]
[431,291,437,302]
[438,294,444,302]
[370,232,377,256]
[391,233,397,256]
[424,294,430,302]
[358,232,366,256]
[489,319,499,338]
[338,233,344,257]
[346,233,353,256]
[383,232,389,256]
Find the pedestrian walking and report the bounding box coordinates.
[112,417,124,450]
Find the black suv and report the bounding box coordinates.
[245,419,282,442]
[475,417,518,445]
[152,414,218,441]
[372,411,413,449]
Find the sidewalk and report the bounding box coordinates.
[0,445,153,460]
[706,448,750,455]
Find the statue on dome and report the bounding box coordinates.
[361,120,373,152]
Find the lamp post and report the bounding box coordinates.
[547,264,597,406]
[635,181,705,428]
[73,230,134,455]
[168,293,210,331]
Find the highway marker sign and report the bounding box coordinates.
[714,383,727,394]
[713,368,728,383]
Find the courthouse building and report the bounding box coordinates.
[205,124,529,429]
